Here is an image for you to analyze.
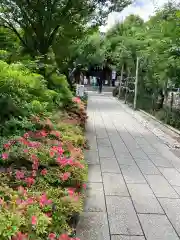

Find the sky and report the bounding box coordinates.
[100,0,178,32]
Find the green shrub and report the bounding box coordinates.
[50,73,68,87]
[0,61,75,138]
[28,100,48,114]
[49,73,73,106]
[0,50,9,61]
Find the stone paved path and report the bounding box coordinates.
[77,93,180,240]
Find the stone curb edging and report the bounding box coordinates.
[113,97,180,149]
[139,109,180,137]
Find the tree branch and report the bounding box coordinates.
[0,17,33,52]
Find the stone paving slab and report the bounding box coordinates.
[96,131,109,139]
[148,154,173,168]
[114,147,131,155]
[109,140,129,152]
[85,150,100,165]
[97,138,111,147]
[116,155,135,165]
[120,164,146,184]
[159,198,180,236]
[134,158,160,175]
[103,173,129,196]
[145,175,179,198]
[113,149,132,156]
[77,212,110,240]
[127,184,164,214]
[111,236,145,240]
[158,167,180,186]
[84,183,106,212]
[173,186,180,196]
[141,146,158,155]
[129,150,149,159]
[138,214,179,240]
[86,120,94,133]
[100,157,121,173]
[98,146,116,158]
[88,165,102,183]
[106,196,143,235]
[86,134,98,150]
[170,155,180,170]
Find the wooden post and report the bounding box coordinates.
[124,77,128,104]
[118,64,124,99]
[125,68,131,104]
[170,92,174,112]
[134,57,139,110]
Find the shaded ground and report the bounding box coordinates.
[77,92,180,240]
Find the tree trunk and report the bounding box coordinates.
[170,92,174,112]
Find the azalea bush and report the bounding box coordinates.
[66,97,88,128]
[0,56,88,239]
[0,60,73,137]
[0,96,88,239]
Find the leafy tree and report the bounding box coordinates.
[0,0,131,58]
[100,2,180,113]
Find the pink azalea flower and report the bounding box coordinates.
[40,130,48,137]
[41,169,47,176]
[73,195,79,202]
[32,161,39,170]
[28,141,41,148]
[16,199,22,205]
[27,131,33,137]
[49,150,55,158]
[67,188,75,196]
[73,161,84,169]
[19,138,29,146]
[46,212,52,217]
[26,198,34,205]
[2,152,8,160]
[31,216,37,225]
[23,132,29,139]
[31,154,39,162]
[82,183,86,189]
[3,143,10,149]
[67,158,74,165]
[57,157,72,167]
[60,159,68,167]
[60,172,71,181]
[51,146,64,155]
[16,170,25,180]
[18,186,27,196]
[57,146,64,155]
[58,234,70,240]
[72,97,81,104]
[56,157,62,165]
[23,149,29,153]
[56,157,66,166]
[32,170,37,177]
[12,232,27,240]
[48,233,56,240]
[25,177,35,187]
[39,194,52,207]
